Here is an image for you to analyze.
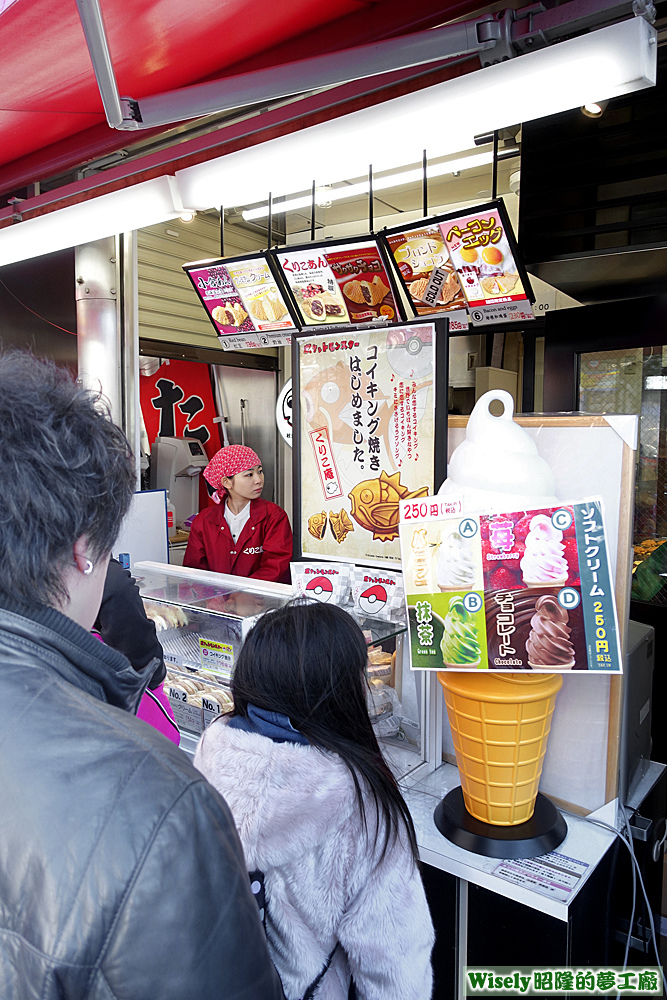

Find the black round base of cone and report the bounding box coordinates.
[433,787,567,859]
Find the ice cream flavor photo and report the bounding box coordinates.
[440,596,481,668]
[520,514,568,588]
[436,525,478,592]
[526,595,576,670]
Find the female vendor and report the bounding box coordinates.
[183,444,292,584]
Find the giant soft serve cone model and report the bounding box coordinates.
[439,389,559,514]
[438,671,563,825]
[435,391,566,851]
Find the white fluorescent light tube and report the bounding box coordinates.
[0,176,182,267]
[178,18,656,212]
[241,150,494,221]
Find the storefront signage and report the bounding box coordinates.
[399,499,622,672]
[299,323,436,565]
[183,253,297,349]
[383,200,534,328]
[276,238,402,329]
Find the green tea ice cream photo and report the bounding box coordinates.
[440,596,481,667]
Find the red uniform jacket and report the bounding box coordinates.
[183,499,293,584]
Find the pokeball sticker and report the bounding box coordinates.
[305,575,334,602]
[358,584,388,616]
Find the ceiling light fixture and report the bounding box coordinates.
[0,177,183,268]
[179,210,196,222]
[240,150,495,222]
[178,18,656,213]
[581,99,609,118]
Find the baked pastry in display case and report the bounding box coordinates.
[134,561,425,776]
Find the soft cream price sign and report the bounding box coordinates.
[399,499,622,672]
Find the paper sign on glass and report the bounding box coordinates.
[399,499,622,672]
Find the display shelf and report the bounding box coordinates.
[405,763,617,921]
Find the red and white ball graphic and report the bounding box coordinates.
[358,584,388,616]
[305,575,334,602]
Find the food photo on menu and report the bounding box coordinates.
[383,199,534,326]
[276,240,402,328]
[183,254,296,348]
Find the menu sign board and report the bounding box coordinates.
[383,200,534,327]
[276,238,403,329]
[299,323,436,566]
[399,499,622,672]
[183,254,297,350]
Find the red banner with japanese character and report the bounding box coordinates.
[140,359,221,509]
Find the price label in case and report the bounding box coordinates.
[199,637,234,674]
[163,650,183,670]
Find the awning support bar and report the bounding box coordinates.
[75,0,124,128]
[76,0,655,132]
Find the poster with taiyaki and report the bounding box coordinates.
[400,499,622,673]
[299,323,435,565]
[183,255,297,350]
[276,239,402,329]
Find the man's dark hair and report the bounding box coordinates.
[0,351,136,608]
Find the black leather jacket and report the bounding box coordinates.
[0,600,284,1000]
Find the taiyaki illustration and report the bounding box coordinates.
[212,304,236,326]
[302,296,327,322]
[409,277,429,301]
[250,299,267,321]
[329,508,354,543]
[369,276,390,304]
[348,470,429,542]
[232,303,248,326]
[343,279,365,304]
[307,511,327,540]
[441,271,462,304]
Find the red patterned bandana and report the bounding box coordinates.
[203,445,261,503]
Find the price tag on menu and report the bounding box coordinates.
[400,496,463,523]
[199,638,234,674]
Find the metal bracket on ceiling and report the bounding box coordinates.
[76,0,647,133]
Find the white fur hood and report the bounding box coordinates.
[196,719,356,870]
[195,719,434,1000]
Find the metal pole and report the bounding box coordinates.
[310,180,316,241]
[119,230,141,487]
[220,206,224,257]
[422,149,428,217]
[492,130,499,200]
[368,165,373,233]
[75,236,122,424]
[267,192,273,249]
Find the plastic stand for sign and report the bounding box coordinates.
[433,788,567,860]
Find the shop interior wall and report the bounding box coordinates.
[0,249,77,370]
[137,212,291,513]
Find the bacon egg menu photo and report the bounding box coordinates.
[399,497,622,672]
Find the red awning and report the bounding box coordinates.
[0,0,486,196]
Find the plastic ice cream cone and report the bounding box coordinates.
[438,671,563,826]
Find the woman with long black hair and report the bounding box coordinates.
[194,601,434,1000]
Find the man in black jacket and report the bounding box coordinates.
[0,352,284,1000]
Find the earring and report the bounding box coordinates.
[83,559,94,575]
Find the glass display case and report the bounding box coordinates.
[134,561,430,779]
